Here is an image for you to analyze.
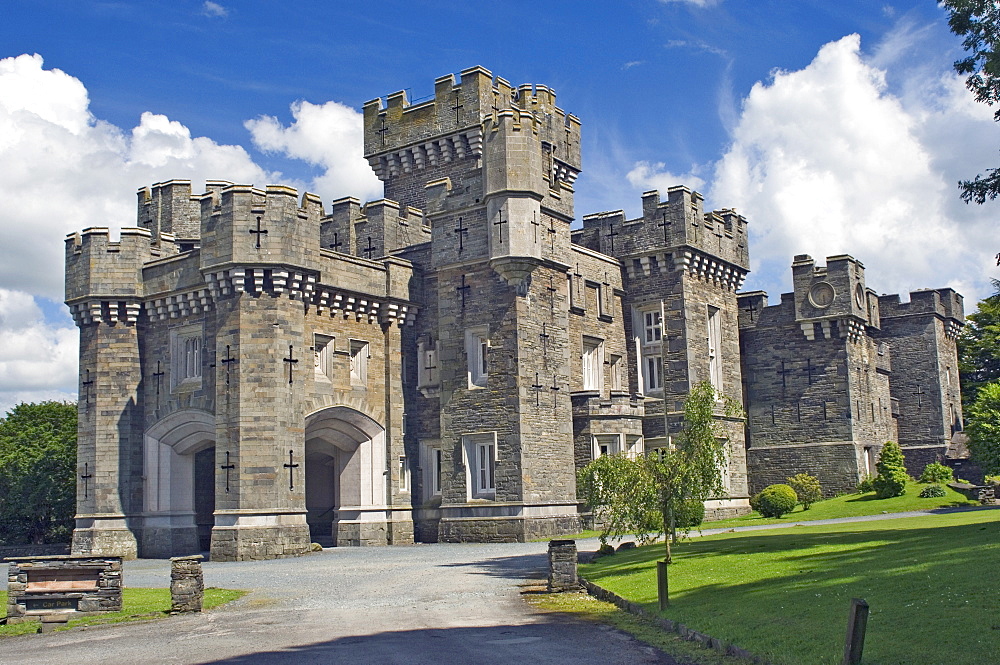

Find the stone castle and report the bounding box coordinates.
[65,67,965,561]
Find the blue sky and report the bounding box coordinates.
[1,0,997,413]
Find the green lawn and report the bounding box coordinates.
[1,587,246,637]
[581,509,999,665]
[703,480,977,529]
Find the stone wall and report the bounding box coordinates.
[6,556,122,621]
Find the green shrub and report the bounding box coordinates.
[786,473,823,509]
[670,497,705,529]
[919,462,953,484]
[919,484,947,498]
[751,484,798,518]
[857,474,875,493]
[873,441,909,499]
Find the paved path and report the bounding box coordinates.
[1,541,674,665]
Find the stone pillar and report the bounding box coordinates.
[170,555,204,613]
[547,539,579,592]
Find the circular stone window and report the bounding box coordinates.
[855,284,865,308]
[808,282,835,308]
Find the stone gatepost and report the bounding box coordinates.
[547,539,579,592]
[170,555,204,613]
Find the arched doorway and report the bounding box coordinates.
[304,406,387,546]
[142,410,216,557]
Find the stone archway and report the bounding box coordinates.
[304,406,387,546]
[141,409,216,557]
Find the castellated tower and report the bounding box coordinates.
[68,180,419,560]
[738,255,895,495]
[876,288,964,475]
[364,67,641,541]
[572,187,752,519]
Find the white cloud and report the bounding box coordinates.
[201,2,228,18]
[245,100,383,203]
[0,288,77,414]
[0,54,275,302]
[710,33,1000,304]
[627,161,706,194]
[659,0,720,7]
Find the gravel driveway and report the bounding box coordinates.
[1,540,675,665]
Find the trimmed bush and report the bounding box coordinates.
[919,462,954,484]
[919,484,947,498]
[751,484,798,518]
[786,473,823,509]
[857,474,875,493]
[873,441,909,499]
[670,497,706,529]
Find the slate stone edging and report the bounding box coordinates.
[577,576,771,664]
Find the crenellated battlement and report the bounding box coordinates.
[573,187,749,277]
[878,288,965,329]
[137,180,202,244]
[65,226,155,307]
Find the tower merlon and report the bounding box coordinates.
[65,227,153,303]
[878,288,965,324]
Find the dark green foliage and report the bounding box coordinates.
[786,473,822,509]
[857,474,875,493]
[873,441,909,499]
[669,496,705,529]
[751,484,798,518]
[939,1,1000,203]
[0,402,78,545]
[957,279,1000,409]
[965,380,1000,475]
[918,461,954,484]
[919,484,948,498]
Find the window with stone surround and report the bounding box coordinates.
[350,339,369,385]
[463,433,496,499]
[582,336,603,391]
[610,354,624,392]
[418,338,439,387]
[314,334,334,382]
[465,327,489,389]
[707,305,723,391]
[593,434,621,458]
[636,306,664,394]
[399,456,410,493]
[170,324,203,390]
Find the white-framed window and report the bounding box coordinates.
[593,434,622,459]
[399,456,410,492]
[432,447,442,495]
[465,327,489,388]
[350,339,369,385]
[707,305,723,391]
[609,354,624,392]
[644,310,662,344]
[170,325,203,389]
[314,334,334,381]
[463,433,496,499]
[582,336,604,391]
[644,355,663,391]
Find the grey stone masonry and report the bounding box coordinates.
[876,289,964,476]
[5,556,122,622]
[547,539,579,592]
[170,555,204,613]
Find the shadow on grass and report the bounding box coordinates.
[582,512,1000,665]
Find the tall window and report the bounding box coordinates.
[466,327,489,388]
[644,355,663,391]
[644,310,662,343]
[609,354,624,391]
[398,456,409,492]
[350,339,369,385]
[432,448,442,495]
[464,433,496,498]
[638,307,664,393]
[170,325,203,389]
[707,305,723,391]
[582,336,603,391]
[314,334,334,381]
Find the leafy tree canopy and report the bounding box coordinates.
[957,278,1000,408]
[965,379,1000,475]
[0,401,78,545]
[940,0,1000,203]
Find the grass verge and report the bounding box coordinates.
[702,480,976,529]
[0,587,247,637]
[581,509,1000,665]
[526,590,754,664]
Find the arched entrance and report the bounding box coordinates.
[141,410,216,557]
[304,406,387,546]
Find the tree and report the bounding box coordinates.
[0,402,78,545]
[940,1,1000,203]
[786,473,823,509]
[873,441,909,499]
[577,382,741,607]
[965,379,1000,475]
[958,279,1000,409]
